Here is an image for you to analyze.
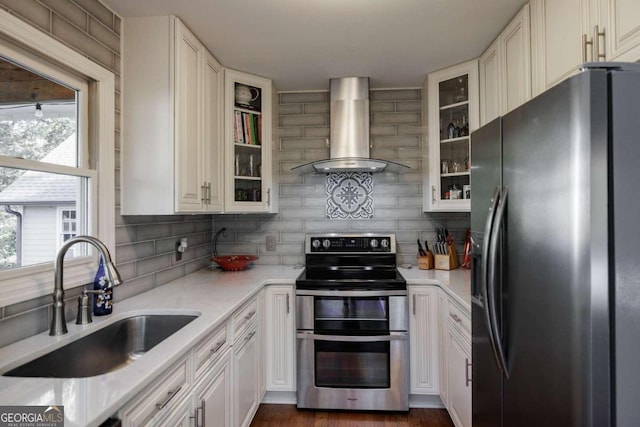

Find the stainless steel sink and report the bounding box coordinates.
[3,314,198,378]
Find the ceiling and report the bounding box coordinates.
[101,0,528,91]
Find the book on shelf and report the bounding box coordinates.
[233,110,244,144]
[233,111,262,146]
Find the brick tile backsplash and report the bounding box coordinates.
[214,87,470,266]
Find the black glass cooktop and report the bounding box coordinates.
[296,265,406,290]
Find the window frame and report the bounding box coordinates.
[0,10,115,307]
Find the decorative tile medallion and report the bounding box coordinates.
[326,172,374,219]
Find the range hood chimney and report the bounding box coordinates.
[291,77,410,174]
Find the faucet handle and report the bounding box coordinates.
[76,289,105,325]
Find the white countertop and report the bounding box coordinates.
[0,265,469,426]
[400,266,471,310]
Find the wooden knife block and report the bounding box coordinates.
[435,243,459,270]
[417,253,434,270]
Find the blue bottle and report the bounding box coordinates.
[93,255,113,316]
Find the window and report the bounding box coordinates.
[0,10,115,306]
[60,209,78,244]
[0,56,89,269]
[58,208,81,259]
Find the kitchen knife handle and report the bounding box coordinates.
[488,186,509,378]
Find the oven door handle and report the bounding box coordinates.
[295,290,407,297]
[296,332,408,342]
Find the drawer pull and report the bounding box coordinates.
[465,358,472,387]
[449,312,462,323]
[210,340,226,354]
[155,386,182,411]
[244,331,256,342]
[244,310,256,321]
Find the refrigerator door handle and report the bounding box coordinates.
[488,185,509,378]
[481,186,502,368]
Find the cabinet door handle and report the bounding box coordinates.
[412,294,416,316]
[267,188,271,206]
[244,331,256,342]
[582,33,593,63]
[201,183,207,203]
[206,182,212,204]
[432,185,436,204]
[189,399,205,427]
[155,386,182,411]
[465,358,472,387]
[244,310,256,321]
[286,293,290,314]
[210,339,226,354]
[594,25,606,61]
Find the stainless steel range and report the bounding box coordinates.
[295,233,409,411]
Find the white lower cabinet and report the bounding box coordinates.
[442,296,472,427]
[119,355,191,426]
[192,347,233,427]
[437,290,449,407]
[409,286,439,395]
[118,293,264,427]
[233,320,260,427]
[265,285,295,391]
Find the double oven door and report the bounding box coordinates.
[296,289,409,411]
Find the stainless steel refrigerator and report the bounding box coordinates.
[470,63,640,427]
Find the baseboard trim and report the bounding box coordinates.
[262,390,297,404]
[409,394,445,408]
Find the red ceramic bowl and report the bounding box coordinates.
[211,255,259,271]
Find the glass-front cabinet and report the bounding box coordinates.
[224,69,278,213]
[424,60,478,212]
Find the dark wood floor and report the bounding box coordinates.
[249,404,455,427]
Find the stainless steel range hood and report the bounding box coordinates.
[291,77,410,174]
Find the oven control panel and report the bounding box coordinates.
[306,234,395,253]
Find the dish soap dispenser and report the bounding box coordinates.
[93,255,113,315]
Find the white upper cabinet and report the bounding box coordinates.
[530,0,640,95]
[223,69,278,213]
[530,0,590,94]
[479,4,531,126]
[479,38,501,126]
[600,0,640,61]
[500,5,532,114]
[424,60,478,212]
[121,16,223,214]
[203,50,225,212]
